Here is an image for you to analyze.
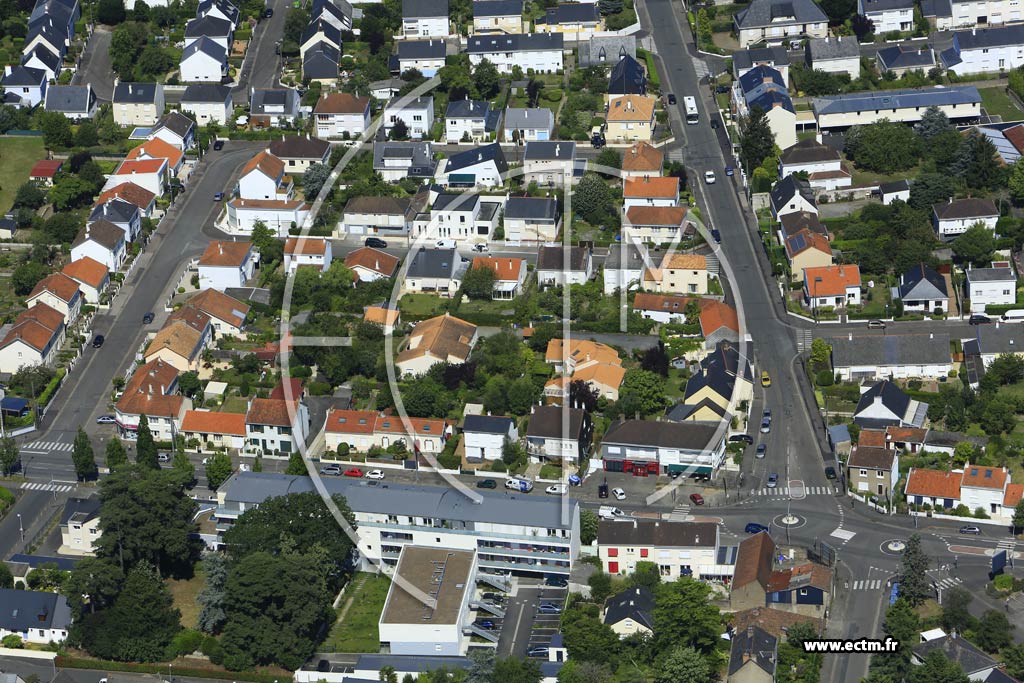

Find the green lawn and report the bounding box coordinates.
[323,573,391,653]
[459,298,516,315]
[399,293,448,318]
[220,396,250,413]
[979,86,1023,122]
[0,137,45,213]
[851,162,922,188]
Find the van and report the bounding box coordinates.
[598,506,625,520]
[1002,309,1024,323]
[505,477,533,493]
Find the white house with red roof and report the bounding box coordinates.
[226,149,309,234]
[323,408,449,456]
[95,182,157,217]
[803,264,861,309]
[115,358,189,441]
[198,240,257,291]
[125,137,185,178]
[470,256,527,299]
[245,385,310,456]
[905,463,1012,520]
[237,150,292,201]
[61,257,109,305]
[27,273,82,325]
[29,159,63,186]
[0,303,65,373]
[104,157,168,197]
[284,237,333,273]
[344,247,400,282]
[181,409,246,451]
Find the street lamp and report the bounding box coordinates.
[17,512,23,541]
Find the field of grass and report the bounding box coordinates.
[220,396,249,413]
[979,86,1023,122]
[399,293,448,318]
[166,565,206,629]
[323,573,391,653]
[851,162,922,188]
[0,137,45,213]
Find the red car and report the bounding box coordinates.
[344,468,364,477]
[689,493,705,506]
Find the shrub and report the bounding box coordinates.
[436,452,461,470]
[168,629,204,658]
[542,88,563,102]
[994,573,1014,591]
[974,507,990,519]
[953,504,972,517]
[2,634,23,648]
[815,370,834,387]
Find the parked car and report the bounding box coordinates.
[969,314,992,325]
[365,237,388,248]
[612,487,626,501]
[745,522,769,534]
[704,170,716,184]
[213,139,224,151]
[959,525,982,535]
[760,418,771,433]
[213,192,224,201]
[598,482,609,498]
[505,477,533,492]
[538,603,562,614]
[689,493,705,506]
[867,319,886,329]
[725,166,734,176]
[476,478,497,489]
[545,484,567,495]
[473,619,496,630]
[729,434,754,445]
[481,592,505,604]
[825,466,837,480]
[715,85,730,94]
[545,576,568,587]
[96,414,116,424]
[472,243,489,252]
[755,444,766,459]
[92,334,105,348]
[527,647,550,658]
[365,469,385,480]
[598,505,625,520]
[263,7,273,17]
[710,118,720,129]
[343,468,364,477]
[435,239,457,249]
[157,453,170,463]
[710,228,722,243]
[320,464,342,476]
[767,473,779,488]
[142,312,155,324]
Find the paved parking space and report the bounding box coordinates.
[577,470,714,507]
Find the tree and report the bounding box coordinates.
[1014,499,1024,533]
[462,264,497,300]
[38,110,73,148]
[909,172,955,211]
[250,221,283,264]
[653,577,721,655]
[76,564,180,661]
[639,344,669,377]
[0,562,12,589]
[908,650,971,683]
[136,45,173,80]
[389,118,410,140]
[302,162,332,199]
[95,466,200,577]
[62,557,124,618]
[896,533,930,607]
[50,176,95,210]
[135,414,159,469]
[177,371,202,399]
[578,508,599,545]
[439,58,473,100]
[1010,162,1024,204]
[13,181,46,210]
[105,437,128,471]
[619,369,667,417]
[473,58,501,99]
[466,649,494,683]
[627,561,661,592]
[952,224,996,267]
[97,0,126,24]
[491,657,542,683]
[196,553,228,634]
[556,661,613,683]
[561,603,620,664]
[848,120,921,173]
[75,120,98,148]
[940,587,975,633]
[1002,643,1024,679]
[12,261,48,295]
[588,571,613,602]
[915,105,953,141]
[204,451,233,490]
[0,436,19,476]
[739,106,775,174]
[654,646,709,683]
[569,380,600,413]
[810,338,832,369]
[952,131,1006,190]
[172,449,195,484]
[575,173,615,224]
[72,426,97,481]
[976,609,1014,652]
[851,13,875,38]
[595,148,622,171]
[869,599,920,682]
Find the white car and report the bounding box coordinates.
[365,469,385,480]
[472,243,489,252]
[704,171,716,184]
[95,414,116,424]
[435,239,457,249]
[612,487,626,501]
[545,484,567,495]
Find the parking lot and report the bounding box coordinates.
[491,578,568,658]
[577,469,716,507]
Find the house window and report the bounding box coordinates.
[640,548,649,557]
[608,548,619,557]
[608,561,619,573]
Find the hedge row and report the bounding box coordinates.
[37,368,66,410]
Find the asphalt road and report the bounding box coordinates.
[0,488,54,558]
[232,0,289,100]
[72,27,115,101]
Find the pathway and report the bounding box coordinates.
[334,573,369,615]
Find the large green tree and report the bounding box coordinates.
[940,587,975,633]
[739,106,775,174]
[618,369,667,416]
[908,172,955,211]
[72,426,97,481]
[490,657,542,683]
[654,646,709,683]
[975,609,1014,652]
[579,508,599,545]
[135,414,159,469]
[560,603,620,665]
[908,650,970,683]
[575,173,615,225]
[896,533,930,607]
[204,451,233,490]
[105,437,128,471]
[846,119,921,173]
[462,264,497,300]
[196,553,228,634]
[653,577,722,655]
[0,436,19,475]
[869,599,920,682]
[951,224,996,267]
[951,130,1005,190]
[473,58,501,99]
[62,557,124,618]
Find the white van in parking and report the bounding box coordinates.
[505,477,533,492]
[599,506,625,520]
[1002,309,1024,323]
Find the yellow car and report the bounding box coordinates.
[761,371,771,387]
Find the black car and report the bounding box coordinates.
[667,93,677,105]
[591,134,605,148]
[969,314,992,325]
[825,466,837,480]
[263,7,273,17]
[728,434,754,445]
[598,482,609,498]
[92,334,105,348]
[745,522,769,534]
[481,592,505,604]
[473,619,496,630]
[545,575,568,587]
[476,478,497,489]
[710,228,722,244]
[213,139,224,151]
[710,118,720,129]
[365,237,388,248]
[715,85,730,94]
[143,312,155,324]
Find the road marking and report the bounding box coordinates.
[830,527,856,541]
[851,579,883,590]
[23,441,72,452]
[20,482,74,492]
[796,329,813,351]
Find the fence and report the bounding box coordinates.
[908,509,1010,527]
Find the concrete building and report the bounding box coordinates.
[536,244,593,286]
[858,0,915,31]
[942,25,1024,75]
[59,497,101,555]
[600,419,727,477]
[402,0,449,37]
[0,590,72,644]
[733,0,828,46]
[966,265,1017,312]
[112,81,165,126]
[467,33,564,74]
[597,519,723,580]
[462,414,517,462]
[525,404,593,461]
[806,36,861,78]
[847,446,899,498]
[472,0,524,34]
[932,197,999,238]
[198,240,257,291]
[812,85,982,129]
[180,83,232,126]
[314,92,371,139]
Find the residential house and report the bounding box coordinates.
[180,83,232,125]
[112,81,165,126]
[0,590,72,644]
[538,3,603,39]
[598,520,723,581]
[778,138,851,191]
[544,338,625,401]
[700,300,741,349]
[44,84,96,121]
[503,107,554,143]
[370,78,405,100]
[26,273,81,326]
[268,135,330,175]
[300,20,342,62]
[198,240,257,291]
[961,463,1010,517]
[632,292,695,324]
[771,175,817,219]
[185,15,232,50]
[375,415,449,455]
[344,246,400,282]
[975,121,1024,165]
[472,0,524,34]
[302,42,339,83]
[503,196,561,243]
[880,179,911,204]
[395,39,446,77]
[806,36,861,78]
[732,66,797,150]
[0,304,65,374]
[600,420,726,477]
[674,340,755,421]
[226,198,309,236]
[579,34,636,67]
[104,158,168,197]
[876,45,938,75]
[314,92,371,139]
[309,0,353,31]
[607,54,646,100]
[363,302,401,333]
[620,141,664,178]
[71,220,126,271]
[536,244,593,286]
[732,45,791,81]
[812,85,982,129]
[624,205,689,245]
[245,393,310,456]
[730,532,833,617]
[179,37,228,83]
[462,414,517,461]
[435,143,509,188]
[236,150,291,200]
[606,95,657,143]
[467,33,564,74]
[395,313,478,376]
[21,46,61,82]
[892,263,949,314]
[341,194,420,236]
[402,0,449,37]
[61,257,109,305]
[250,89,301,128]
[803,264,861,309]
[854,380,928,428]
[445,99,500,143]
[859,0,915,32]
[644,253,710,295]
[525,404,593,461]
[284,237,332,273]
[601,586,654,638]
[904,467,963,510]
[604,241,651,294]
[932,197,999,238]
[197,0,240,28]
[149,111,197,150]
[826,332,953,381]
[414,192,499,245]
[181,410,246,451]
[967,264,1017,312]
[784,230,833,278]
[125,137,184,180]
[24,18,68,63]
[114,358,189,441]
[727,626,778,683]
[323,409,379,454]
[186,288,250,336]
[623,176,679,211]
[383,96,435,140]
[29,159,62,186]
[941,25,1024,75]
[847,446,899,498]
[733,0,828,46]
[1,65,46,109]
[373,141,437,182]
[144,315,212,373]
[522,141,577,185]
[59,497,101,556]
[911,636,998,680]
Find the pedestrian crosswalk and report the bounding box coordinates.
[667,148,685,163]
[20,481,74,492]
[796,329,813,352]
[934,576,963,591]
[22,440,71,452]
[851,579,884,591]
[752,486,834,497]
[691,56,710,79]
[998,539,1017,551]
[668,504,691,521]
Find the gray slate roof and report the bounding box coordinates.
[22,46,60,73]
[251,88,300,117]
[733,46,790,72]
[181,83,231,103]
[603,586,654,629]
[537,244,589,272]
[397,39,447,60]
[269,134,329,160]
[45,84,93,113]
[913,636,996,675]
[524,140,575,161]
[89,198,139,225]
[113,81,160,104]
[432,192,480,212]
[198,0,240,24]
[608,54,646,95]
[728,626,778,678]
[967,266,1015,283]
[301,20,342,47]
[467,33,563,54]
[444,142,509,174]
[933,197,998,220]
[861,0,915,10]
[602,419,720,450]
[182,36,228,63]
[813,85,981,115]
[876,46,936,72]
[505,197,558,221]
[879,179,910,194]
[406,247,461,278]
[0,589,72,632]
[579,35,636,67]
[827,333,951,369]
[446,99,491,119]
[473,0,522,16]
[544,2,599,24]
[463,414,515,434]
[525,405,587,439]
[734,0,827,28]
[303,43,340,78]
[953,24,1024,50]
[895,264,948,301]
[504,107,553,131]
[154,110,196,138]
[403,0,447,17]
[185,15,232,37]
[771,174,816,211]
[1,65,46,86]
[60,496,100,525]
[855,380,912,419]
[780,138,840,165]
[372,141,437,176]
[808,36,860,61]
[605,241,649,271]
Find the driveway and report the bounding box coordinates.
[72,27,115,101]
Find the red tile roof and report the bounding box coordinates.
[858,429,886,449]
[623,176,679,199]
[127,137,184,168]
[325,409,377,434]
[905,467,961,500]
[270,378,303,401]
[314,92,370,114]
[115,359,183,418]
[961,464,1008,491]
[344,247,399,277]
[471,256,524,282]
[246,397,295,427]
[1005,483,1024,508]
[285,237,328,256]
[114,158,166,175]
[803,265,861,297]
[199,240,253,267]
[30,159,63,178]
[62,257,109,289]
[29,273,81,304]
[625,205,688,226]
[733,532,776,590]
[187,289,250,328]
[699,300,739,335]
[0,303,63,352]
[181,410,246,436]
[620,142,663,172]
[96,182,156,211]
[241,150,285,180]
